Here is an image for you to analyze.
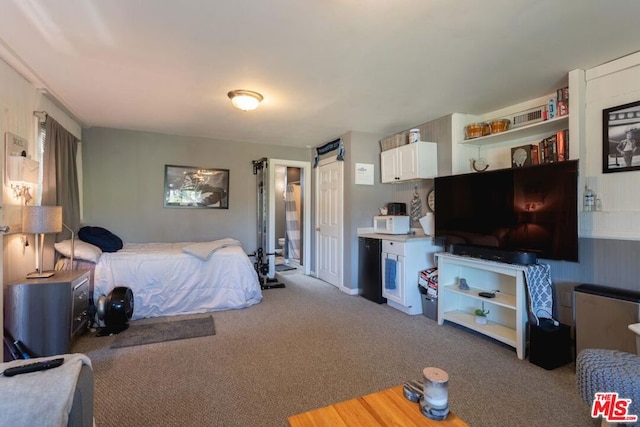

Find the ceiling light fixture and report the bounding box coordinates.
[227,89,263,111]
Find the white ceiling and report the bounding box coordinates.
[1,0,640,148]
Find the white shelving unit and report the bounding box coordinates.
[450,69,584,175]
[436,253,528,359]
[458,115,569,147]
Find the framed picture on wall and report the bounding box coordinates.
[163,165,229,208]
[603,100,640,173]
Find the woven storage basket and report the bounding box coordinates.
[380,133,407,151]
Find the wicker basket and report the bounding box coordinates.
[380,133,407,151]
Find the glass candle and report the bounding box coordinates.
[422,367,449,409]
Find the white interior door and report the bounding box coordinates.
[315,159,343,287]
[0,163,4,343]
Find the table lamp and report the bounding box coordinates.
[22,205,62,278]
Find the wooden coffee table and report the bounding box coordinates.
[288,385,468,426]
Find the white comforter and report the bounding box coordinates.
[94,241,262,319]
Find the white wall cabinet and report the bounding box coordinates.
[436,253,528,359]
[380,141,438,183]
[381,238,442,314]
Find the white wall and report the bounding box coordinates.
[0,58,81,350]
[81,127,310,252]
[1,58,40,285]
[0,58,82,283]
[581,52,640,240]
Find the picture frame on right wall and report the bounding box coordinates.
[603,100,640,173]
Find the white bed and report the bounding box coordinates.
[56,238,262,320]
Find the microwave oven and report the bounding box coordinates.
[373,215,410,235]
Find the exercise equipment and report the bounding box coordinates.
[249,158,284,290]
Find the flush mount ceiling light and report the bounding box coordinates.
[227,89,263,111]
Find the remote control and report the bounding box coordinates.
[479,291,496,298]
[3,358,64,377]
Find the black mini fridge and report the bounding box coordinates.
[358,237,386,303]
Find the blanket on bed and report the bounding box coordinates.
[94,241,261,319]
[182,238,242,260]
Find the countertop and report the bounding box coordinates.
[357,227,436,243]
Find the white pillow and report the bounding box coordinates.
[54,239,102,263]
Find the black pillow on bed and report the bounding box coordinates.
[78,226,123,253]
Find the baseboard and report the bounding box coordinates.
[341,286,359,296]
[387,300,422,315]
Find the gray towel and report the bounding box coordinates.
[0,353,92,427]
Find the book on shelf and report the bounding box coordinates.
[546,135,558,163]
[557,86,569,117]
[556,129,568,161]
[531,144,540,165]
[538,129,569,164]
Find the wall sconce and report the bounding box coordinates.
[227,89,263,111]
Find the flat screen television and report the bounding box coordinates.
[434,160,578,262]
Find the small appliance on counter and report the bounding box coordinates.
[386,202,407,216]
[373,215,410,234]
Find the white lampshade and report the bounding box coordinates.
[22,205,62,234]
[227,90,263,111]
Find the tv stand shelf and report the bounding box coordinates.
[443,285,516,310]
[436,253,528,359]
[441,310,517,348]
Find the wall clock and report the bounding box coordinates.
[427,188,435,212]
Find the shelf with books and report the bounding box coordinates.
[510,128,570,167]
[451,72,582,175]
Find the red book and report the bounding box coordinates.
[556,130,566,161]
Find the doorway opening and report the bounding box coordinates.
[268,159,311,277]
[274,165,301,270]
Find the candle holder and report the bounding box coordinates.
[420,367,450,420]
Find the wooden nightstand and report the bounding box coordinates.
[4,270,91,358]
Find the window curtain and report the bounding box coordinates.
[41,116,80,268]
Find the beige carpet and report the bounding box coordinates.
[72,271,596,427]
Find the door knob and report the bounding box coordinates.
[0,225,10,233]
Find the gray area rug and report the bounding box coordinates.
[275,264,296,272]
[111,316,215,349]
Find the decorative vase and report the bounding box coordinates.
[475,315,487,325]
